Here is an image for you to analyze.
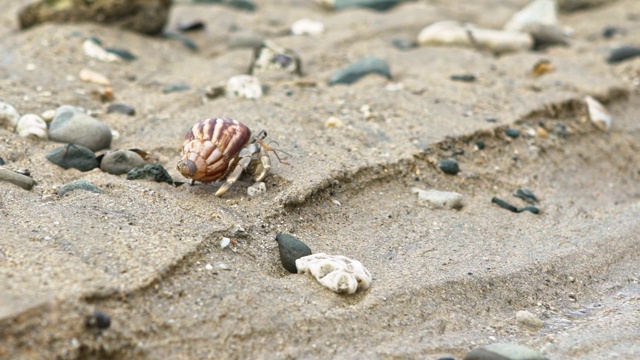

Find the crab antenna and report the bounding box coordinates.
[255,137,291,166]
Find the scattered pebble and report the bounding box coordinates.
[163,31,199,51]
[558,0,610,12]
[247,181,266,196]
[475,141,485,150]
[450,74,476,82]
[296,253,372,295]
[106,103,136,116]
[226,75,263,99]
[390,38,416,50]
[417,21,533,54]
[491,197,518,212]
[48,105,112,151]
[126,164,173,184]
[464,343,545,360]
[518,205,540,214]
[411,188,463,209]
[516,310,544,329]
[220,237,232,250]
[0,157,4,165]
[99,149,148,175]
[105,47,137,61]
[16,114,48,139]
[329,56,391,85]
[41,109,56,122]
[0,168,35,190]
[46,144,98,172]
[438,159,460,175]
[514,188,538,204]
[485,118,498,123]
[324,116,344,128]
[201,0,256,11]
[607,46,640,63]
[584,96,612,131]
[505,128,521,138]
[275,233,312,273]
[162,84,191,94]
[602,26,625,39]
[250,41,302,78]
[82,38,121,62]
[0,101,21,130]
[318,0,411,11]
[227,34,264,49]
[79,68,111,85]
[532,59,555,76]
[58,179,102,196]
[291,18,325,35]
[86,309,111,330]
[178,20,205,32]
[504,0,558,33]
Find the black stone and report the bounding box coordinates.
[107,103,136,116]
[329,57,391,85]
[105,47,137,61]
[275,233,312,273]
[514,188,538,204]
[86,309,111,330]
[0,157,5,165]
[607,46,640,63]
[127,164,173,184]
[332,0,413,11]
[163,31,199,51]
[178,20,205,32]
[491,197,518,212]
[46,144,98,172]
[505,128,520,138]
[518,206,540,214]
[602,26,624,39]
[438,159,460,175]
[475,141,485,150]
[450,74,476,82]
[485,118,498,123]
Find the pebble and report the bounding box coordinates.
[106,103,136,116]
[450,74,476,82]
[250,41,302,78]
[518,206,540,214]
[163,32,199,51]
[46,144,98,172]
[296,253,372,295]
[584,96,611,131]
[275,233,312,273]
[247,181,266,196]
[411,188,463,209]
[514,188,538,204]
[516,310,544,329]
[438,159,460,175]
[491,197,518,212]
[105,47,137,61]
[318,0,411,11]
[48,105,112,151]
[126,164,173,184]
[227,34,264,49]
[475,141,485,150]
[390,38,416,50]
[324,116,344,128]
[202,0,256,11]
[329,56,391,85]
[178,20,205,32]
[0,168,35,190]
[162,84,191,94]
[505,128,521,138]
[291,19,325,35]
[79,68,111,85]
[0,157,4,165]
[82,38,121,62]
[0,101,21,130]
[504,0,557,33]
[99,149,148,175]
[602,26,625,39]
[464,343,545,360]
[607,46,640,64]
[220,237,231,249]
[16,114,48,139]
[532,59,555,76]
[558,0,612,12]
[58,179,102,196]
[41,109,56,122]
[418,21,533,54]
[226,75,263,99]
[86,309,111,330]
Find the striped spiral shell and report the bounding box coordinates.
[177,118,252,182]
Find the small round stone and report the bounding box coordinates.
[100,149,147,175]
[48,105,112,151]
[86,309,111,330]
[46,144,98,172]
[505,128,521,138]
[438,159,460,175]
[275,233,312,273]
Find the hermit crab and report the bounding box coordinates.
[177,117,286,196]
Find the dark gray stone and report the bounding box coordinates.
[106,103,136,116]
[162,84,191,94]
[327,0,414,11]
[275,233,312,273]
[329,57,391,85]
[58,179,102,197]
[505,128,521,138]
[46,144,98,172]
[49,106,112,151]
[100,150,148,175]
[127,164,173,184]
[438,159,460,175]
[464,343,546,360]
[607,46,640,63]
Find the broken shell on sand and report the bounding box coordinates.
[585,96,612,131]
[296,253,372,295]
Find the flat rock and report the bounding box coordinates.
[464,343,546,360]
[100,149,148,175]
[58,179,102,197]
[48,106,112,151]
[329,56,391,85]
[46,144,98,172]
[411,188,463,209]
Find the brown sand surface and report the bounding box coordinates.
[0,0,639,359]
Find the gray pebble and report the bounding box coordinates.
[48,106,112,151]
[412,188,463,209]
[0,168,35,190]
[127,164,173,184]
[326,0,412,11]
[329,56,391,85]
[450,74,477,82]
[162,84,191,94]
[46,144,98,172]
[438,159,460,175]
[163,31,199,51]
[505,128,520,138]
[107,103,136,116]
[59,179,102,196]
[100,149,147,175]
[607,46,640,63]
[0,157,5,165]
[275,233,312,273]
[513,188,538,204]
[464,343,546,360]
[105,47,136,61]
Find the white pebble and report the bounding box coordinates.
[585,96,611,131]
[324,116,344,128]
[516,310,544,328]
[216,262,231,270]
[226,75,262,99]
[411,187,463,209]
[0,101,21,130]
[296,253,372,295]
[504,0,557,32]
[16,114,48,140]
[220,237,231,249]
[205,263,213,271]
[83,39,120,62]
[291,19,325,36]
[247,182,267,197]
[79,68,111,85]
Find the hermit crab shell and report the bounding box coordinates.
[177,118,251,182]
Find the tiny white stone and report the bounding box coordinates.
[247,182,267,197]
[324,116,344,128]
[205,263,213,271]
[504,0,558,32]
[411,187,463,209]
[83,39,120,62]
[26,63,36,71]
[220,237,231,249]
[584,96,611,131]
[226,75,263,99]
[291,19,325,36]
[110,129,120,141]
[296,253,372,295]
[79,68,111,85]
[516,310,544,328]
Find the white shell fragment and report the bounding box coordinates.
[411,187,463,209]
[16,114,48,139]
[79,68,111,85]
[417,21,533,54]
[247,182,267,197]
[83,38,120,62]
[295,253,372,295]
[220,237,231,249]
[585,96,612,131]
[291,19,325,35]
[504,0,558,32]
[226,75,263,99]
[0,101,21,130]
